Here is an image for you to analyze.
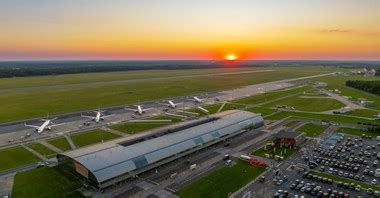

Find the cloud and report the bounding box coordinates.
[320,28,352,33]
[315,28,380,38]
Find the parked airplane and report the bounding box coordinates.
[190,96,206,103]
[160,100,183,109]
[24,118,61,134]
[81,109,111,123]
[126,105,153,115]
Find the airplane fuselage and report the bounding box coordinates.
[95,112,101,122]
[168,100,176,108]
[193,97,202,103]
[137,105,143,115]
[37,120,51,133]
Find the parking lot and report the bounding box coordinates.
[236,130,380,198]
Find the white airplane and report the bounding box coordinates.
[126,105,153,115]
[160,100,183,109]
[24,118,60,134]
[190,96,206,103]
[81,110,111,123]
[374,114,380,120]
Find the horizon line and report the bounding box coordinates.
[1,59,380,62]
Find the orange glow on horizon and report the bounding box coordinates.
[224,53,238,61]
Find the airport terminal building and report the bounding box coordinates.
[57,110,264,189]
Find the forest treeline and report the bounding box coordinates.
[346,80,380,95]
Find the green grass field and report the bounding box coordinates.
[252,143,298,159]
[296,123,328,137]
[263,96,345,112]
[247,106,277,116]
[284,120,299,127]
[47,137,72,151]
[265,111,377,125]
[345,109,379,118]
[336,127,380,137]
[71,129,120,147]
[27,143,56,157]
[12,166,84,198]
[311,75,380,110]
[0,68,329,123]
[0,146,39,172]
[177,160,266,198]
[310,170,380,191]
[110,116,180,134]
[234,86,307,105]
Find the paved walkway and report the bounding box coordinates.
[217,102,227,113]
[64,134,77,149]
[39,141,63,153]
[101,127,126,137]
[20,144,47,161]
[0,173,15,197]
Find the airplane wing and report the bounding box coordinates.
[125,108,137,112]
[143,108,154,111]
[24,123,40,129]
[175,102,184,105]
[50,122,65,127]
[81,115,95,119]
[101,114,113,118]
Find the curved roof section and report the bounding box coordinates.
[59,110,263,183]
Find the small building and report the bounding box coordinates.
[333,106,352,114]
[358,100,375,107]
[314,82,328,88]
[274,130,305,147]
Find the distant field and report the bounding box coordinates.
[265,111,377,125]
[12,166,83,198]
[296,123,328,137]
[47,137,72,151]
[177,160,266,198]
[0,146,39,172]
[234,86,307,105]
[263,96,345,112]
[70,129,120,147]
[27,143,56,157]
[0,67,276,89]
[0,67,329,123]
[313,75,380,110]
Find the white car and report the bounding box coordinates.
[375,169,380,178]
[371,179,377,185]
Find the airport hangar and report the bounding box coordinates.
[57,110,264,189]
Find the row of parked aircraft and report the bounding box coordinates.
[24,96,207,134]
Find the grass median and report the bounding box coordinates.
[12,165,84,198]
[0,146,40,172]
[177,160,266,198]
[296,123,328,137]
[252,142,298,159]
[70,129,120,147]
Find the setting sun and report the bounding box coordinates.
[225,54,238,61]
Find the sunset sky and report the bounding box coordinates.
[1,0,380,61]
